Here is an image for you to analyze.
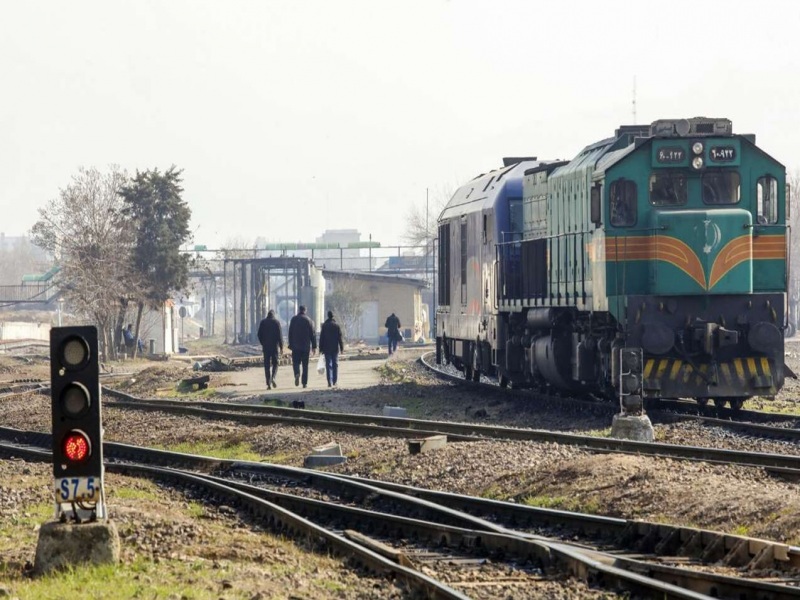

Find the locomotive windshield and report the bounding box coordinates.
[702,171,740,204]
[649,172,687,206]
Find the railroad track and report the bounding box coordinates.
[418,352,800,444]
[101,387,800,476]
[2,427,799,599]
[6,379,800,477]
[0,379,49,398]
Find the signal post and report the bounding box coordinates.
[610,347,655,442]
[34,326,120,574]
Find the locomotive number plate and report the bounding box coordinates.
[55,476,100,503]
[656,147,685,163]
[709,146,736,161]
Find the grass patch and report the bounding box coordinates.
[259,452,293,464]
[186,501,206,519]
[261,398,288,407]
[108,487,161,502]
[159,440,262,462]
[584,427,612,437]
[375,362,416,385]
[0,502,52,551]
[173,383,218,397]
[9,556,234,599]
[522,494,602,514]
[742,396,800,416]
[523,495,567,509]
[731,524,751,536]
[14,560,202,600]
[479,484,507,500]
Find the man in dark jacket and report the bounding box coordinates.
[319,310,344,387]
[257,309,283,389]
[384,312,402,356]
[288,305,317,388]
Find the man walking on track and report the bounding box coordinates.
[288,305,317,388]
[257,309,283,389]
[319,310,344,387]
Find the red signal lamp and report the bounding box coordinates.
[63,431,91,463]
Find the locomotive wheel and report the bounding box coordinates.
[464,365,473,381]
[499,375,509,389]
[712,397,728,408]
[696,398,709,407]
[472,368,480,382]
[729,398,745,411]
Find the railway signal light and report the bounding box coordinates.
[619,347,644,415]
[50,326,105,520]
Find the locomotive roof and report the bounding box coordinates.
[439,159,547,221]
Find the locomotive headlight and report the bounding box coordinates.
[692,156,704,170]
[692,142,704,155]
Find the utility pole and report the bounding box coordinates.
[426,188,432,340]
[632,76,637,124]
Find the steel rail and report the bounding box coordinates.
[0,441,469,600]
[101,389,800,474]
[1,438,771,599]
[2,426,798,572]
[419,350,800,423]
[649,398,800,424]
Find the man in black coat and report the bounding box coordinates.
[319,310,344,387]
[288,305,317,388]
[385,312,402,356]
[257,309,283,389]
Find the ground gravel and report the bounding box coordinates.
[2,342,800,597]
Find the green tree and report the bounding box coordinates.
[119,166,192,355]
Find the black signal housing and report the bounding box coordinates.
[50,326,103,479]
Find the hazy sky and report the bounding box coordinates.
[2,0,799,249]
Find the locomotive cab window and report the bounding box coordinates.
[757,175,779,224]
[649,172,687,206]
[609,179,637,227]
[702,171,740,205]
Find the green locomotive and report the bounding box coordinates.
[436,117,789,410]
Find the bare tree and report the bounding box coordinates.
[31,166,135,358]
[401,184,453,248]
[325,275,366,342]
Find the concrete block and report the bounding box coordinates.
[383,406,407,418]
[610,413,655,442]
[311,442,342,456]
[304,454,347,467]
[34,520,120,575]
[408,435,447,455]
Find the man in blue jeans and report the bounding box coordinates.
[288,305,317,388]
[319,310,344,387]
